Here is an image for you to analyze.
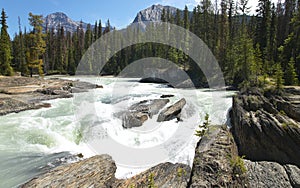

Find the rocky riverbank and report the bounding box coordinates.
[22,125,300,188]
[231,87,300,166]
[14,84,300,187]
[0,76,102,116]
[231,87,300,187]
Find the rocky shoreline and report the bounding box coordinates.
[21,125,300,187]
[0,76,102,116]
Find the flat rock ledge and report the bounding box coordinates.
[21,155,117,188]
[0,76,102,116]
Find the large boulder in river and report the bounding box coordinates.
[122,112,149,128]
[157,98,186,122]
[122,99,169,128]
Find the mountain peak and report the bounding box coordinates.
[133,4,178,23]
[42,12,88,33]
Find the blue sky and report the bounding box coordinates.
[1,0,262,36]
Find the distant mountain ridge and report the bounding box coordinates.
[42,12,91,33]
[42,5,183,33]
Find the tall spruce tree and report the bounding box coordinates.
[285,57,299,85]
[28,13,46,77]
[256,0,272,74]
[275,63,284,90]
[218,0,229,71]
[12,17,28,75]
[0,9,13,76]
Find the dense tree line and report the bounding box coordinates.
[10,14,110,76]
[1,0,300,88]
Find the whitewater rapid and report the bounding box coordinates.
[0,76,234,187]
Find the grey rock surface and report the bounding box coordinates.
[231,88,300,166]
[157,98,186,122]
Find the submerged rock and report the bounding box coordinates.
[160,94,175,98]
[139,77,168,84]
[157,98,186,122]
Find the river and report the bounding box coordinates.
[0,76,234,187]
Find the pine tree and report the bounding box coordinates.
[200,0,213,46]
[161,8,167,22]
[268,3,278,65]
[279,0,300,80]
[183,6,189,29]
[84,24,92,50]
[275,63,284,90]
[251,44,263,85]
[0,8,13,76]
[93,21,98,42]
[67,31,75,75]
[183,5,190,71]
[231,0,255,87]
[12,17,28,75]
[276,0,286,46]
[256,0,272,74]
[76,22,85,65]
[98,20,102,39]
[218,0,229,71]
[285,57,298,85]
[103,19,111,34]
[175,9,183,27]
[28,12,46,77]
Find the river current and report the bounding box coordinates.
[0,76,234,187]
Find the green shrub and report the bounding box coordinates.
[279,110,287,116]
[230,155,247,176]
[148,173,157,188]
[195,113,210,137]
[177,167,187,178]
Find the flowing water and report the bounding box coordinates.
[0,77,234,187]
